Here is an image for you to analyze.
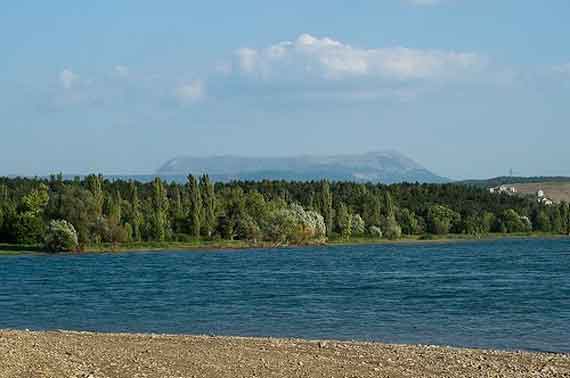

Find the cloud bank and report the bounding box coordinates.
[233,34,485,82]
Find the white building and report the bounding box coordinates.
[489,185,517,194]
[537,190,554,206]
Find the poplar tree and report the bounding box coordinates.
[187,175,202,238]
[336,202,352,239]
[128,182,142,241]
[200,174,216,237]
[151,178,169,241]
[86,174,104,218]
[319,180,333,236]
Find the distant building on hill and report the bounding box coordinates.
[489,185,517,194]
[537,190,554,206]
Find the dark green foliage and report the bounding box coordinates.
[200,175,216,237]
[319,181,333,236]
[335,202,351,239]
[14,213,45,244]
[427,205,461,235]
[0,174,566,250]
[186,175,202,238]
[397,208,421,235]
[498,209,531,233]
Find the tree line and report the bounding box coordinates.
[0,175,568,251]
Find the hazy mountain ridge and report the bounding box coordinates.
[157,151,449,184]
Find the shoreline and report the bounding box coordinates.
[1,233,568,255]
[1,330,568,377]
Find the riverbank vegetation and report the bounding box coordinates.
[0,175,569,252]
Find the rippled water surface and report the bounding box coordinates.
[1,239,569,352]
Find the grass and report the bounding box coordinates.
[0,243,43,254]
[0,232,567,255]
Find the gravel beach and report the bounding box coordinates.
[1,330,568,378]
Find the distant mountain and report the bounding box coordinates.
[157,151,449,184]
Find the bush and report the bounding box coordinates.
[382,215,402,240]
[44,220,79,252]
[351,214,365,236]
[237,214,262,242]
[368,225,383,238]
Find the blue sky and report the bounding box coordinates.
[2,0,570,179]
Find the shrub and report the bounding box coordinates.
[382,215,402,240]
[368,225,383,238]
[44,220,79,252]
[351,214,365,236]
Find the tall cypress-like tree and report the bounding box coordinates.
[86,174,104,219]
[128,182,142,241]
[151,178,169,241]
[109,190,122,226]
[0,184,7,202]
[383,191,394,218]
[187,175,202,238]
[335,202,352,239]
[200,174,216,237]
[319,180,333,236]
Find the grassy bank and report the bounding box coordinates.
[1,232,567,255]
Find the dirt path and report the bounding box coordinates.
[1,330,568,378]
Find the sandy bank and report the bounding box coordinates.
[0,330,568,378]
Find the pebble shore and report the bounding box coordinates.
[1,330,569,378]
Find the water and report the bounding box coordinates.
[1,238,569,353]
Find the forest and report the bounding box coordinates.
[0,174,568,252]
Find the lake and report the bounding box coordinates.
[1,238,569,353]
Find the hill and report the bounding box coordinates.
[458,176,570,188]
[459,176,570,204]
[157,151,449,184]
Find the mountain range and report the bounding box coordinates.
[156,151,449,184]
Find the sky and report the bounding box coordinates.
[2,0,570,179]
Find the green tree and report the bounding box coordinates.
[21,184,49,216]
[319,180,334,236]
[150,178,170,241]
[127,182,143,242]
[336,202,352,240]
[382,215,402,240]
[14,213,45,244]
[86,174,104,218]
[500,209,530,233]
[427,205,460,235]
[550,207,563,234]
[534,209,551,232]
[200,174,216,237]
[383,191,394,217]
[362,194,381,227]
[187,175,202,238]
[398,208,420,235]
[236,214,262,242]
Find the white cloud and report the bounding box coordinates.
[234,34,485,81]
[236,48,259,74]
[59,69,79,89]
[114,65,129,77]
[174,80,205,104]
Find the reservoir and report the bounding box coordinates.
[1,238,569,353]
